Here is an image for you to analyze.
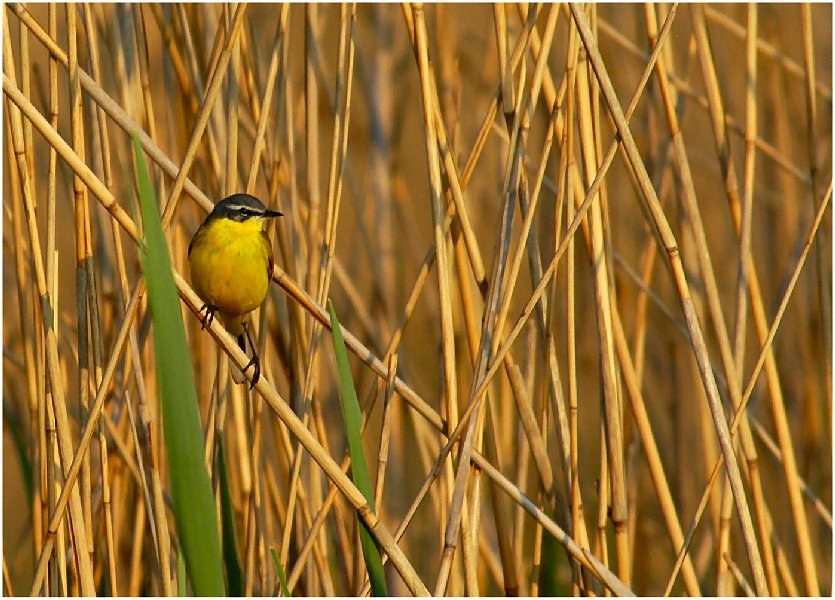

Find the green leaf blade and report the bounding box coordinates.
[133,136,224,596]
[327,300,388,596]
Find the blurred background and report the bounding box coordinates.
[3,3,832,596]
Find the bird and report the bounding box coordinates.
[188,193,282,387]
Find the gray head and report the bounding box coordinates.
[209,193,283,222]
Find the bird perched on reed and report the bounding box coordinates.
[188,193,282,387]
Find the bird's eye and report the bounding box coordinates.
[239,208,251,217]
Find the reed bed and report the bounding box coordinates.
[3,3,832,596]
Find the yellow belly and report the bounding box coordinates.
[189,223,272,332]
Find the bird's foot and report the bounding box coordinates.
[242,354,260,389]
[199,303,218,329]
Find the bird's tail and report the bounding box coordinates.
[220,313,249,385]
[229,332,247,384]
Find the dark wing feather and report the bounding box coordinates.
[262,230,274,275]
[188,222,204,257]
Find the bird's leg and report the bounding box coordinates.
[198,303,218,329]
[240,321,261,388]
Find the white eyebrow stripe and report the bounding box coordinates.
[226,204,266,214]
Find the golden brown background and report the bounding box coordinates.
[3,3,832,596]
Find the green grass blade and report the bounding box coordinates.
[270,547,290,597]
[3,401,33,498]
[132,136,224,596]
[217,437,244,596]
[327,300,388,596]
[177,548,187,596]
[539,522,570,595]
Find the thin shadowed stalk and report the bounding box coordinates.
[6,37,43,596]
[281,5,356,590]
[80,5,119,592]
[8,66,426,592]
[3,4,830,596]
[703,4,831,101]
[644,4,774,593]
[410,2,466,594]
[595,15,814,186]
[690,5,819,594]
[571,4,769,593]
[110,9,175,596]
[574,6,629,585]
[800,1,832,473]
[562,21,583,594]
[663,182,832,595]
[4,21,96,594]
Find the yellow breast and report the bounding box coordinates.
[188,218,273,328]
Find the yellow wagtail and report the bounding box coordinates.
[188,193,282,387]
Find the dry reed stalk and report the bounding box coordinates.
[5,100,47,589]
[6,45,528,584]
[4,18,97,592]
[690,6,819,594]
[411,5,464,591]
[304,3,321,305]
[42,11,59,590]
[749,414,833,527]
[274,51,310,398]
[575,11,630,589]
[1,558,12,595]
[81,5,120,592]
[703,4,831,101]
[12,26,45,595]
[734,6,781,594]
[800,3,833,465]
[6,25,43,582]
[724,552,756,597]
[160,4,246,225]
[279,6,356,590]
[244,5,287,194]
[318,1,357,418]
[595,16,814,187]
[4,4,830,596]
[6,74,429,586]
[643,4,775,593]
[490,19,692,592]
[571,4,773,593]
[664,182,832,592]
